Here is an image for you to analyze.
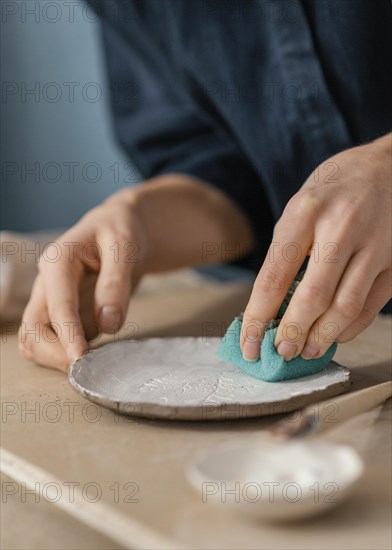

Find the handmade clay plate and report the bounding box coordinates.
[68,338,351,420]
[186,441,364,520]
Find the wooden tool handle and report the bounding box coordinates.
[271,381,392,439]
[0,448,185,550]
[308,381,392,430]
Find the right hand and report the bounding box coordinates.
[19,189,148,371]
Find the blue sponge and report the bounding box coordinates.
[217,315,337,382]
[217,271,337,382]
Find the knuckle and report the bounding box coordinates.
[105,223,133,246]
[48,298,77,320]
[287,190,321,219]
[113,229,133,245]
[100,276,125,294]
[341,203,361,225]
[255,267,287,296]
[334,293,363,319]
[332,204,361,233]
[356,305,377,328]
[297,284,330,311]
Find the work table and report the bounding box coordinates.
[1,270,391,549]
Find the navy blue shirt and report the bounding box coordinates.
[88,0,391,271]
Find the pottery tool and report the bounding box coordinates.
[271,380,392,438]
[0,448,186,550]
[69,338,351,420]
[185,382,391,521]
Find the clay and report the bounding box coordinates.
[69,338,351,420]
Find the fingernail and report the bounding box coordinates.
[99,306,121,330]
[277,341,298,361]
[301,344,320,360]
[242,339,260,362]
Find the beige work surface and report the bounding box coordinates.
[1,270,391,550]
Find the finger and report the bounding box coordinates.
[39,253,87,362]
[301,250,380,358]
[241,202,314,361]
[94,231,135,333]
[79,272,100,341]
[274,230,353,360]
[19,322,70,372]
[337,270,392,343]
[19,277,70,371]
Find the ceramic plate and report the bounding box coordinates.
[68,338,351,420]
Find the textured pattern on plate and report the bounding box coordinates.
[68,339,351,420]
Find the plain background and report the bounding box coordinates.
[1,0,134,232]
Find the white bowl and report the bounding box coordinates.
[186,440,364,521]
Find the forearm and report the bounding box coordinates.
[107,173,255,274]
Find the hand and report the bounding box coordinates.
[20,174,253,371]
[19,190,148,371]
[241,134,392,362]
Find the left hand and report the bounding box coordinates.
[240,133,392,362]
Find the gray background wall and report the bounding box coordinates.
[1,0,137,232]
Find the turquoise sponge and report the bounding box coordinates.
[217,316,337,382]
[217,272,337,382]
